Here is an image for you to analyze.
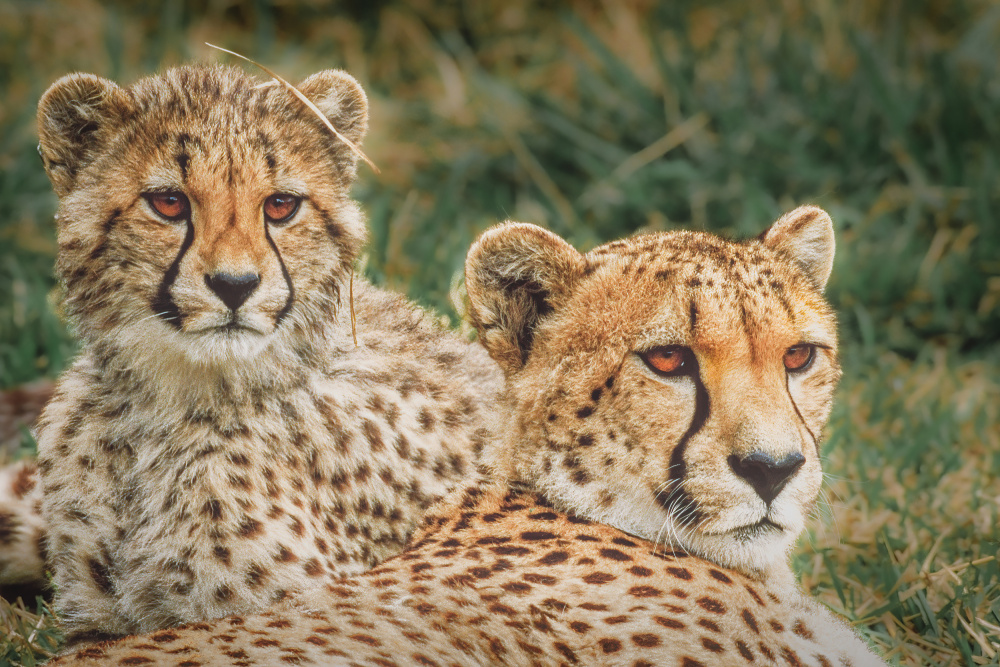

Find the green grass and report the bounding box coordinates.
[1,1,998,664]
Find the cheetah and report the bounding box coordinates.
[0,381,53,588]
[0,460,45,586]
[50,208,887,666]
[28,64,502,643]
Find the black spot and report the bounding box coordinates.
[88,557,114,594]
[176,153,190,179]
[697,597,726,614]
[520,531,557,541]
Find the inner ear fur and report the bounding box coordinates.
[296,69,368,152]
[465,222,585,374]
[37,73,131,197]
[760,205,835,291]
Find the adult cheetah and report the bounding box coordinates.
[25,64,502,643]
[49,208,887,666]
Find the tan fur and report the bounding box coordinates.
[31,64,502,642]
[48,213,884,666]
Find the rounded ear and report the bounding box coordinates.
[37,73,130,197]
[465,222,585,374]
[296,69,368,149]
[760,205,835,291]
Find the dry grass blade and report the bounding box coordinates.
[205,43,380,175]
[349,268,357,347]
[0,594,61,661]
[611,112,710,181]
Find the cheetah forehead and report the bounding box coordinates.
[39,64,370,203]
[566,229,837,353]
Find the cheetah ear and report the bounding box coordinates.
[465,222,585,374]
[37,73,131,198]
[761,205,835,291]
[296,69,369,175]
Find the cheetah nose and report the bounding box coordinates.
[727,451,805,505]
[204,272,261,311]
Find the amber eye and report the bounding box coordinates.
[263,194,301,224]
[639,346,693,377]
[145,192,190,221]
[784,344,816,372]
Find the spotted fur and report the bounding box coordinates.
[31,64,502,642]
[48,213,884,666]
[49,484,883,666]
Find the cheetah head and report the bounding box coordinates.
[466,207,840,578]
[37,65,368,364]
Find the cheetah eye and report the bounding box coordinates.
[639,346,694,377]
[264,194,301,224]
[144,191,190,221]
[783,344,815,373]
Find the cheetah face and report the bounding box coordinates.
[466,207,841,578]
[37,65,369,364]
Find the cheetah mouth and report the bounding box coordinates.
[183,322,267,339]
[727,518,785,540]
[218,321,260,333]
[198,315,267,336]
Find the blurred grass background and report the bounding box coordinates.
[0,0,998,664]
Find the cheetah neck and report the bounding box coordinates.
[83,302,355,414]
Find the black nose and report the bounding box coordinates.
[728,451,805,505]
[204,272,260,311]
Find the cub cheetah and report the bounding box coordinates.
[0,460,45,586]
[30,64,501,642]
[50,209,886,666]
[0,381,53,587]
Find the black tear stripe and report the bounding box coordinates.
[786,375,819,455]
[265,225,294,326]
[657,361,711,526]
[689,300,698,335]
[151,220,195,328]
